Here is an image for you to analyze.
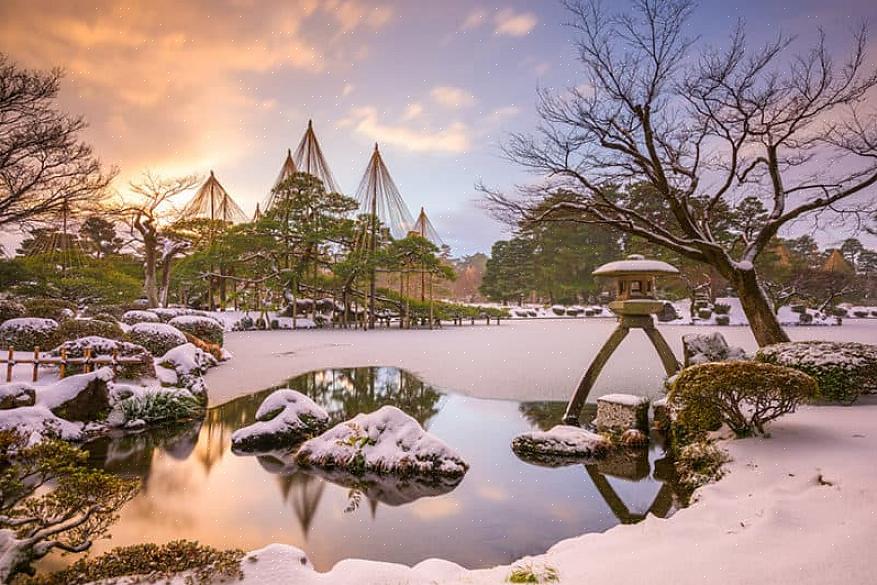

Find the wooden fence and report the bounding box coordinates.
[2,346,152,383]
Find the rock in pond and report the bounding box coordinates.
[231,389,330,453]
[512,425,610,465]
[295,405,469,478]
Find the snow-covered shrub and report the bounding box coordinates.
[150,307,198,322]
[550,305,565,316]
[669,361,816,438]
[55,318,125,344]
[713,302,731,315]
[0,318,59,350]
[511,425,610,462]
[507,562,559,584]
[169,315,224,346]
[121,309,161,325]
[0,383,36,409]
[128,322,187,356]
[715,315,730,326]
[696,307,713,320]
[51,336,154,378]
[232,315,255,331]
[296,405,469,478]
[23,298,77,321]
[675,439,728,492]
[119,390,202,425]
[231,389,329,452]
[0,299,26,323]
[755,341,877,404]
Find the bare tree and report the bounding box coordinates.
[0,54,113,230]
[484,0,877,346]
[121,172,199,307]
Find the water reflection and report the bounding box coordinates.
[76,367,682,571]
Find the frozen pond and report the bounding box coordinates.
[63,367,683,571]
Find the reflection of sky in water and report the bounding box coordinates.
[53,367,681,572]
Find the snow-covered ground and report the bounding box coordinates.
[165,398,877,585]
[206,318,877,406]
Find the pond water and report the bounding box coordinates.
[74,367,683,571]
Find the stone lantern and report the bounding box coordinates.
[563,255,681,425]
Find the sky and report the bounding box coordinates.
[2,0,876,255]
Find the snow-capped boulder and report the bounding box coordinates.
[128,322,187,356]
[296,405,469,478]
[0,317,59,350]
[756,340,877,404]
[0,405,83,445]
[512,425,610,462]
[157,343,218,399]
[594,393,650,433]
[50,336,154,378]
[682,332,748,366]
[168,315,224,345]
[0,383,36,409]
[231,389,329,452]
[121,309,161,325]
[38,367,113,422]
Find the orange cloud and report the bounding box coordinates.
[0,0,393,185]
[339,106,471,154]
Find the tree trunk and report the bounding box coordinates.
[143,234,159,308]
[158,259,173,307]
[731,267,790,346]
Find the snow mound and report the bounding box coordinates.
[156,342,217,398]
[296,405,469,478]
[0,405,83,445]
[231,389,329,452]
[512,425,610,463]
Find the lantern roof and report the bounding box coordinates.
[593,254,679,277]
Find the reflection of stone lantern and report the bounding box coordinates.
[563,255,681,425]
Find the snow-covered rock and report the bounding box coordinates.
[128,322,187,356]
[295,405,469,478]
[231,389,329,452]
[512,425,610,463]
[149,307,199,321]
[0,383,36,409]
[156,342,218,398]
[682,332,748,366]
[0,405,83,445]
[37,367,113,422]
[121,309,161,325]
[0,317,59,349]
[594,393,650,433]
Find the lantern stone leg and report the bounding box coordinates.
[562,314,681,426]
[562,323,630,425]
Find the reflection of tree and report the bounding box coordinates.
[83,420,203,483]
[519,401,596,431]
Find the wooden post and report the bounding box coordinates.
[84,346,93,374]
[428,273,434,330]
[59,348,67,379]
[32,347,39,382]
[6,347,13,382]
[111,348,119,376]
